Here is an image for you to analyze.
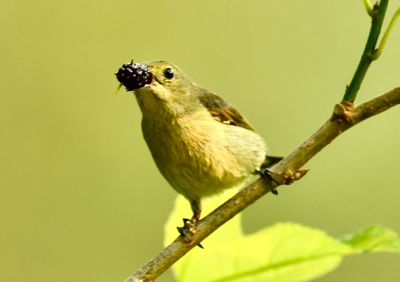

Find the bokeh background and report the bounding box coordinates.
[1,1,400,281]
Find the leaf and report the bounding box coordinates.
[340,225,400,253]
[164,193,400,282]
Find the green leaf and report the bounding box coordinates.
[340,225,400,253]
[164,193,400,282]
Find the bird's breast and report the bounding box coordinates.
[141,110,266,199]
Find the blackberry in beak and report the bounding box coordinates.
[115,62,153,91]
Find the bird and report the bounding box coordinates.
[115,60,282,225]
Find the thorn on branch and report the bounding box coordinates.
[283,169,310,184]
[270,168,310,185]
[259,167,309,190]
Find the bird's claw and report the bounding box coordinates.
[258,168,281,195]
[177,218,204,249]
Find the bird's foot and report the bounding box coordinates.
[257,168,281,195]
[258,167,310,190]
[177,214,204,248]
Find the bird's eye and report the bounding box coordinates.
[163,68,174,79]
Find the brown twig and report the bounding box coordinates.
[126,87,400,282]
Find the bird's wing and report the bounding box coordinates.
[198,90,255,131]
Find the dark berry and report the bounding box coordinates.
[115,62,153,91]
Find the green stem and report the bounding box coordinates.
[363,0,374,16]
[342,0,389,103]
[374,6,400,59]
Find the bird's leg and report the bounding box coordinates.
[190,200,202,223]
[256,155,284,194]
[181,199,201,231]
[177,199,204,248]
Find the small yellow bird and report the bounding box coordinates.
[115,61,281,224]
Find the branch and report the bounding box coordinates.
[126,87,400,282]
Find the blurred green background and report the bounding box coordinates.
[1,0,399,281]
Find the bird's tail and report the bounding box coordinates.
[261,155,283,169]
